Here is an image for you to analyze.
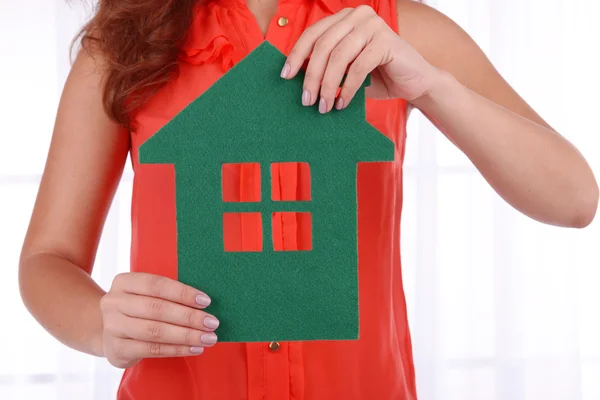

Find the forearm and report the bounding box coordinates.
[19,253,106,357]
[412,70,598,227]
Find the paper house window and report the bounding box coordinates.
[272,212,312,251]
[222,162,312,252]
[271,162,311,201]
[222,163,261,202]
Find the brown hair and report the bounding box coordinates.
[74,0,201,131]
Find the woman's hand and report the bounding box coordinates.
[100,272,219,368]
[280,5,438,113]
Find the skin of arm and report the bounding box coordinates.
[19,49,129,357]
[398,1,599,228]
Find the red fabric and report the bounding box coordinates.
[122,0,415,398]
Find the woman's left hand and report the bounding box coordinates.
[280,5,439,113]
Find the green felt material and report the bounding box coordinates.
[138,41,395,342]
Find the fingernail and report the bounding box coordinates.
[204,316,220,330]
[195,294,211,307]
[280,63,291,78]
[319,97,327,114]
[302,89,311,106]
[201,332,218,345]
[335,97,344,110]
[190,346,204,355]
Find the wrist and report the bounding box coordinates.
[410,67,459,110]
[90,295,106,358]
[91,327,105,358]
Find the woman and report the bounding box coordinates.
[18,0,598,399]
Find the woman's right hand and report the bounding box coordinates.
[100,272,219,368]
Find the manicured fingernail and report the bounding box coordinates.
[280,63,291,78]
[201,333,218,345]
[190,346,204,354]
[302,89,311,106]
[204,316,220,330]
[319,97,327,114]
[195,294,211,307]
[335,97,344,110]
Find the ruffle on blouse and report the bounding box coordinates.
[179,2,239,72]
[180,34,235,71]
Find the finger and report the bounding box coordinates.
[338,37,387,109]
[114,338,206,361]
[115,293,220,332]
[300,12,371,107]
[283,8,353,81]
[113,314,219,347]
[320,16,381,112]
[111,272,211,309]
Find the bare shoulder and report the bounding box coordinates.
[394,0,552,129]
[62,45,111,115]
[395,1,488,88]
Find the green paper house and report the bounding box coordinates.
[139,41,394,342]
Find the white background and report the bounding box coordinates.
[1,0,599,399]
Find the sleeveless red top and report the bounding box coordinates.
[120,0,415,398]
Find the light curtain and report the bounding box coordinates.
[1,0,598,399]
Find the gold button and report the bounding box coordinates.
[277,17,289,27]
[269,341,280,351]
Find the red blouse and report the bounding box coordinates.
[120,0,415,398]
